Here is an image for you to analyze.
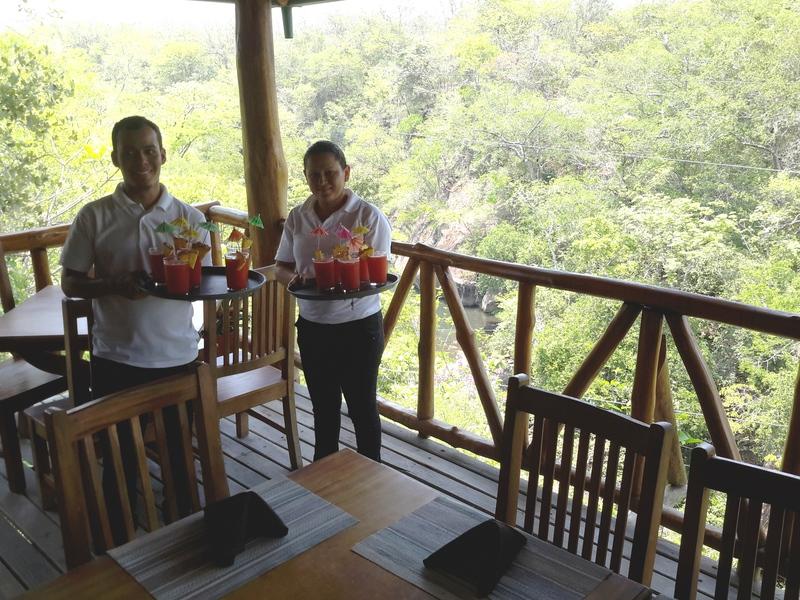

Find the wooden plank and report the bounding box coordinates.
[0,507,61,587]
[0,559,25,599]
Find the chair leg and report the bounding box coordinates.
[0,412,25,493]
[30,422,56,510]
[235,412,250,438]
[282,392,303,470]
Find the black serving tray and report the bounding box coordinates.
[288,273,398,301]
[145,266,266,301]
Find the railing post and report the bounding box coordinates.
[655,334,687,487]
[782,362,800,475]
[417,261,436,433]
[30,248,52,291]
[513,282,535,377]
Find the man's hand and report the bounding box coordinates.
[109,271,150,299]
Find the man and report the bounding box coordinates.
[60,115,209,540]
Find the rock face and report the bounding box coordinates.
[457,280,481,308]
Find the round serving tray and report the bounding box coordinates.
[145,266,266,301]
[289,273,398,301]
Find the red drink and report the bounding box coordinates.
[313,257,336,290]
[359,256,370,282]
[147,247,165,284]
[367,252,388,284]
[163,258,190,295]
[190,257,202,287]
[333,260,341,285]
[225,253,250,291]
[338,258,360,292]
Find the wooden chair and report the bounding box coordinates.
[203,264,302,469]
[25,297,92,509]
[495,374,672,586]
[0,242,67,494]
[45,362,229,569]
[674,443,800,600]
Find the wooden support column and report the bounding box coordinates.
[417,261,436,429]
[630,309,663,424]
[782,362,800,475]
[654,334,687,487]
[31,248,52,291]
[235,0,288,267]
[513,282,535,377]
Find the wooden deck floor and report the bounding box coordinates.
[0,385,747,599]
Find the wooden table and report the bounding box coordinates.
[0,286,75,354]
[23,449,653,599]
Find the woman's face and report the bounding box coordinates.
[304,152,350,207]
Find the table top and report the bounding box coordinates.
[23,449,653,600]
[0,285,77,353]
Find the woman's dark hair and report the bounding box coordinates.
[111,116,163,154]
[303,140,347,171]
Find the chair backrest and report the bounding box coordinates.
[202,264,295,379]
[674,443,800,600]
[495,374,672,586]
[45,362,229,569]
[62,297,93,404]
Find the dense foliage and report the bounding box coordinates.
[2,0,799,472]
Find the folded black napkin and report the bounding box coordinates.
[204,491,289,567]
[423,518,526,597]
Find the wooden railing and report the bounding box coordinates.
[4,203,800,547]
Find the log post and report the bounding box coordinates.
[631,309,663,424]
[563,302,641,398]
[513,282,535,377]
[435,264,503,446]
[666,314,741,461]
[654,334,687,487]
[383,256,419,345]
[235,0,288,267]
[630,309,663,496]
[417,261,436,430]
[30,248,52,291]
[782,363,800,475]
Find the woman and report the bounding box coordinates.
[275,141,391,462]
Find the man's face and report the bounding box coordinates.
[304,152,350,205]
[112,126,166,190]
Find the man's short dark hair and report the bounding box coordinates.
[303,140,347,171]
[111,116,163,154]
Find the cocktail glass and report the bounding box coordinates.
[190,256,202,288]
[147,247,165,284]
[367,251,388,285]
[163,257,190,295]
[225,252,250,291]
[313,257,336,291]
[359,255,370,283]
[337,257,360,292]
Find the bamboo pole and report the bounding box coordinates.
[513,282,536,376]
[234,0,288,267]
[435,264,503,446]
[563,302,641,398]
[383,257,419,345]
[666,314,741,461]
[417,261,436,426]
[654,334,688,487]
